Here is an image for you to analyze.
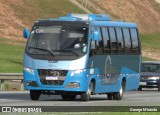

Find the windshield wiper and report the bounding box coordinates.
[53,49,79,57]
[27,46,55,57]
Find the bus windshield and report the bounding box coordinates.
[26,24,88,60]
[141,63,160,73]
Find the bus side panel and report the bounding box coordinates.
[124,55,141,91]
[121,67,140,91]
[87,55,140,93]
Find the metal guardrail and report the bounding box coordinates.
[0,73,23,91]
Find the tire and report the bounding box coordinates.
[113,82,124,100]
[61,95,76,100]
[138,86,142,91]
[107,93,113,100]
[30,90,41,100]
[81,82,93,101]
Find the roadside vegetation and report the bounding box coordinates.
[0,38,25,73]
[140,33,160,50]
[142,57,157,61]
[140,33,160,61]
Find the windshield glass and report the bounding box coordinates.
[26,22,88,60]
[141,63,160,72]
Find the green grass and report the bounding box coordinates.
[142,56,157,61]
[140,33,160,50]
[0,38,25,73]
[140,33,160,61]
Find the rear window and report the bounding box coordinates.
[141,63,160,72]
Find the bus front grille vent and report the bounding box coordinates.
[38,69,68,85]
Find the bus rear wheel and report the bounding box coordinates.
[30,90,41,100]
[113,82,124,100]
[81,82,93,101]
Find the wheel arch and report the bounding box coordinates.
[90,78,96,94]
[122,77,126,91]
[87,78,96,94]
[118,76,126,92]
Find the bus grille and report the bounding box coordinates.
[38,69,68,85]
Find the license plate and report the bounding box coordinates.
[140,82,146,86]
[46,76,58,80]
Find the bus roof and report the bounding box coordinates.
[91,21,137,28]
[36,20,137,29]
[36,14,137,28]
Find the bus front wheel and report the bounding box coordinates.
[113,82,124,100]
[81,82,93,101]
[30,90,41,100]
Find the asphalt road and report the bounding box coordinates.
[0,89,160,107]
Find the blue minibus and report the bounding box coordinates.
[23,14,141,101]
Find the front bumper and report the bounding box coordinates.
[139,80,160,88]
[23,69,88,92]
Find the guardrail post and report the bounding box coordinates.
[21,80,24,91]
[0,79,4,91]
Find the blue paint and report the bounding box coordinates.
[23,14,141,96]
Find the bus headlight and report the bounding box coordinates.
[24,67,34,75]
[71,69,85,76]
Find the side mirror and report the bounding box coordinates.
[93,30,99,41]
[23,28,30,39]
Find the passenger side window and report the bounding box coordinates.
[116,28,125,53]
[101,27,111,53]
[109,28,118,53]
[123,28,131,53]
[130,29,139,53]
[90,27,140,55]
[90,28,103,56]
[95,28,103,54]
